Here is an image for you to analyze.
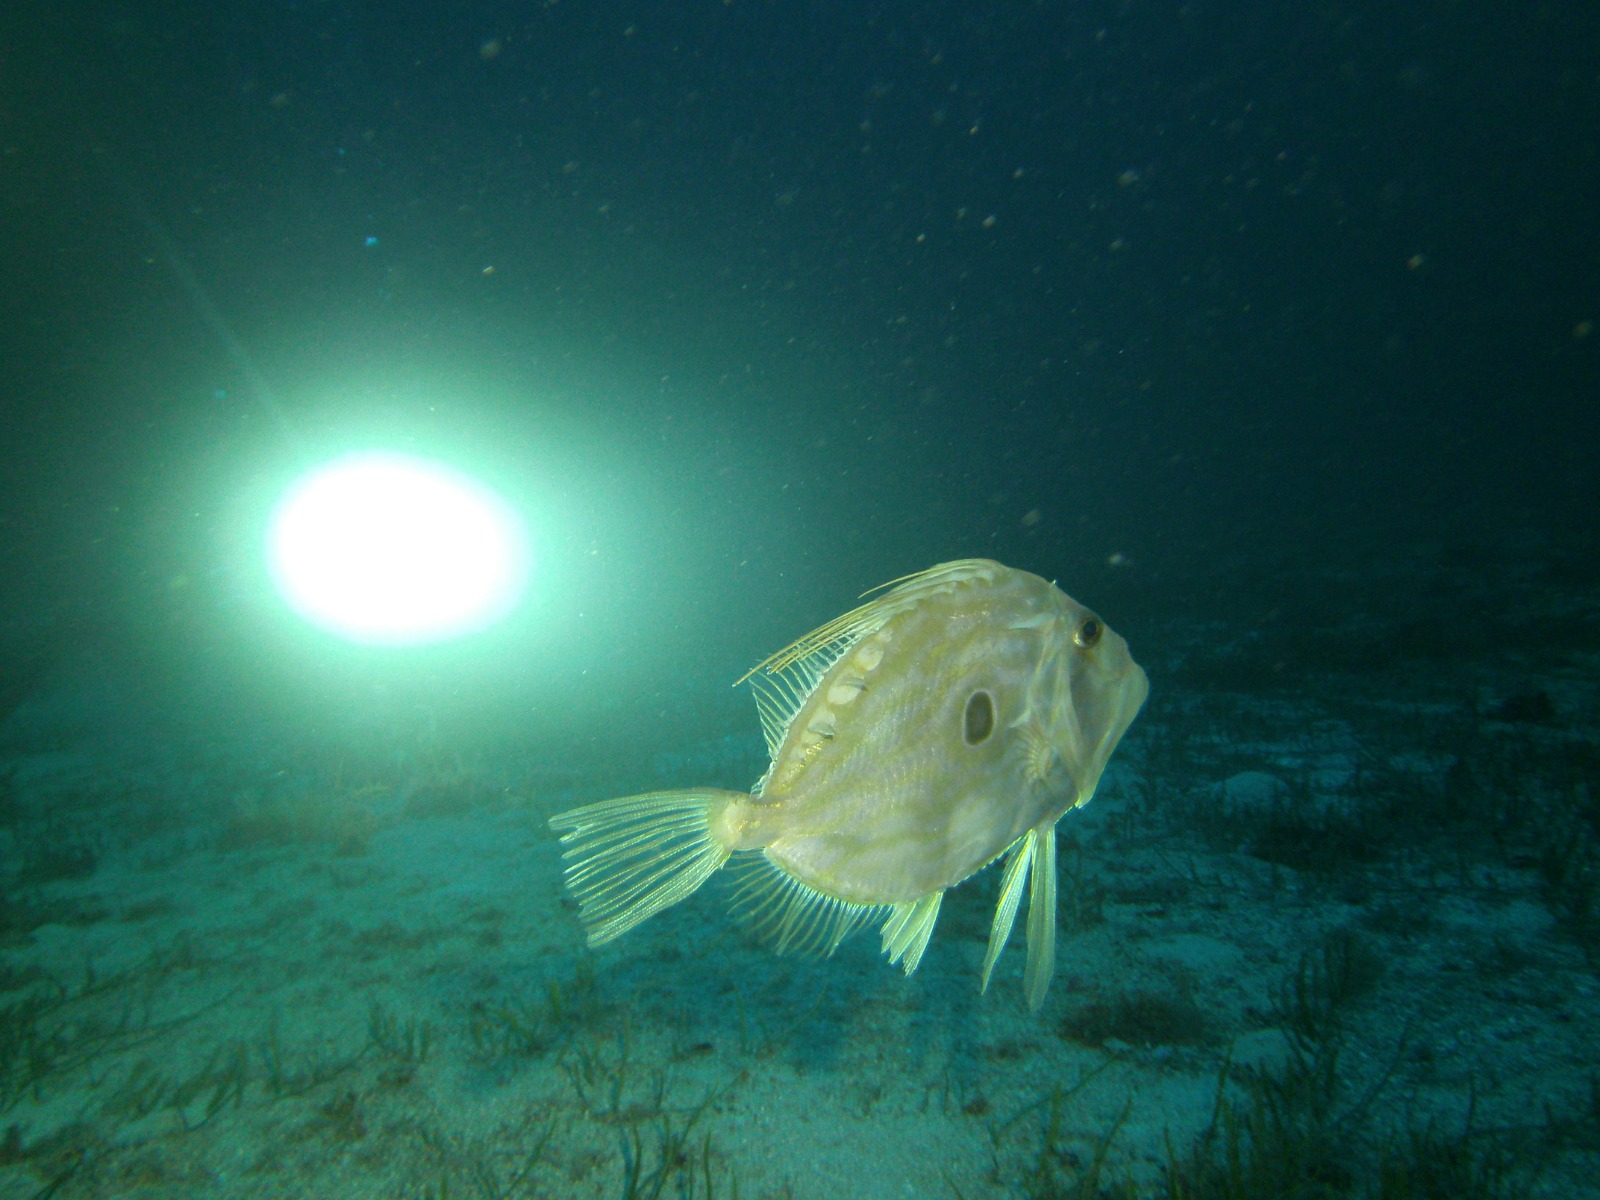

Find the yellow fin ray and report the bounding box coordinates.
[1023,823,1058,1011]
[735,559,1000,683]
[549,790,742,947]
[880,891,944,976]
[748,650,842,763]
[980,832,1034,994]
[728,853,884,957]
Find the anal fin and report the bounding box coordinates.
[728,853,883,957]
[880,891,944,975]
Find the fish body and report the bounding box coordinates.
[550,559,1148,1009]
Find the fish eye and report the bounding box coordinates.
[1074,617,1102,648]
[963,690,996,746]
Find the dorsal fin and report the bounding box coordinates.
[747,650,844,762]
[735,560,1002,769]
[736,559,1001,683]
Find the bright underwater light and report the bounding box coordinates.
[266,451,530,645]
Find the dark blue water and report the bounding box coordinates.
[2,2,1597,1196]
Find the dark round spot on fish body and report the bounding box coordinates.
[1075,617,1102,648]
[963,690,996,746]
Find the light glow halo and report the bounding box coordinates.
[266,450,530,645]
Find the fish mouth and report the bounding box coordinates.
[1114,663,1151,746]
[1073,661,1150,807]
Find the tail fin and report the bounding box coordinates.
[549,789,744,946]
